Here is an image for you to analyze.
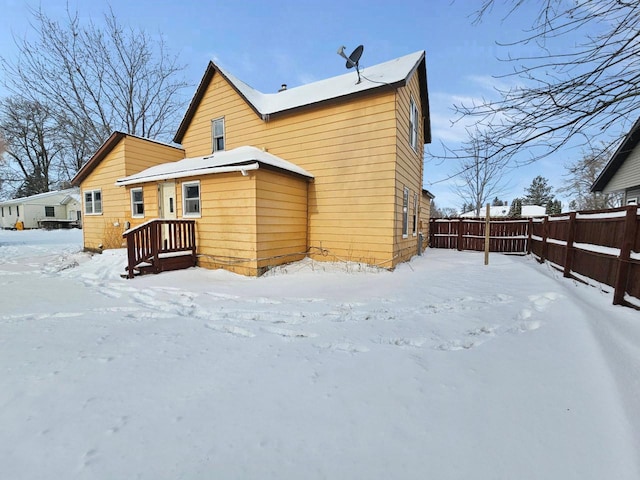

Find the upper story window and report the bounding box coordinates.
[409,97,419,151]
[45,206,55,217]
[131,187,144,218]
[183,181,201,218]
[84,189,102,215]
[212,117,225,152]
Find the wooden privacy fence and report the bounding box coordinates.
[429,205,640,308]
[430,217,533,253]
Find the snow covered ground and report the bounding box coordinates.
[1,228,638,479]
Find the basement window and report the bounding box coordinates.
[183,181,201,218]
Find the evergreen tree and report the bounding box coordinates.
[509,198,523,218]
[546,199,562,215]
[524,176,554,206]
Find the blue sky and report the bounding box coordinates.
[0,0,600,209]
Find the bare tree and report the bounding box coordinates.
[0,97,63,196]
[561,146,622,210]
[454,129,508,216]
[1,6,189,182]
[455,1,640,164]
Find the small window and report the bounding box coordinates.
[412,193,418,236]
[9,206,12,215]
[45,206,55,217]
[212,117,225,152]
[16,205,19,217]
[409,97,419,151]
[131,188,144,218]
[183,181,201,217]
[84,190,102,215]
[1,207,3,217]
[402,186,409,238]
[627,197,638,206]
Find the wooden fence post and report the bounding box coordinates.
[540,216,549,263]
[563,211,577,278]
[484,204,490,265]
[527,218,533,255]
[457,218,464,251]
[613,205,638,305]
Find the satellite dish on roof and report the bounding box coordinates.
[337,44,364,83]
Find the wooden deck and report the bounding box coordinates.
[122,219,197,278]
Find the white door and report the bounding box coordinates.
[158,182,177,248]
[159,182,177,220]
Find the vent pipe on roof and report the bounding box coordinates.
[278,84,287,92]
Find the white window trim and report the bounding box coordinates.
[182,181,201,218]
[409,97,419,151]
[402,186,409,238]
[212,117,225,152]
[83,189,103,215]
[626,197,638,206]
[130,187,145,218]
[412,192,418,236]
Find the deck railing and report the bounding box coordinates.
[122,219,196,278]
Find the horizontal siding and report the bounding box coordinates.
[605,145,640,192]
[81,141,128,250]
[255,170,308,271]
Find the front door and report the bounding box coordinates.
[159,182,177,220]
[158,182,177,248]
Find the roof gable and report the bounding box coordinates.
[0,188,79,206]
[174,51,430,144]
[592,116,640,192]
[71,131,183,186]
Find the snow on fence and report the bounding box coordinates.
[429,205,640,308]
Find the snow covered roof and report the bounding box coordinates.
[521,205,547,217]
[174,50,430,144]
[460,206,511,218]
[459,205,547,218]
[115,146,314,186]
[0,188,80,206]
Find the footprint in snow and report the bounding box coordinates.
[262,326,317,339]
[205,323,255,338]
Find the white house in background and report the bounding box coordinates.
[460,204,546,218]
[0,188,82,230]
[591,116,640,205]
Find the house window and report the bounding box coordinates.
[412,193,418,236]
[9,206,12,215]
[183,181,201,217]
[1,207,3,217]
[402,186,409,238]
[84,190,102,215]
[131,188,144,217]
[409,97,419,151]
[627,197,638,206]
[45,206,55,217]
[212,117,225,152]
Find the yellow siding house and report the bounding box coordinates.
[72,50,431,276]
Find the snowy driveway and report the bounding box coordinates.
[1,229,638,479]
